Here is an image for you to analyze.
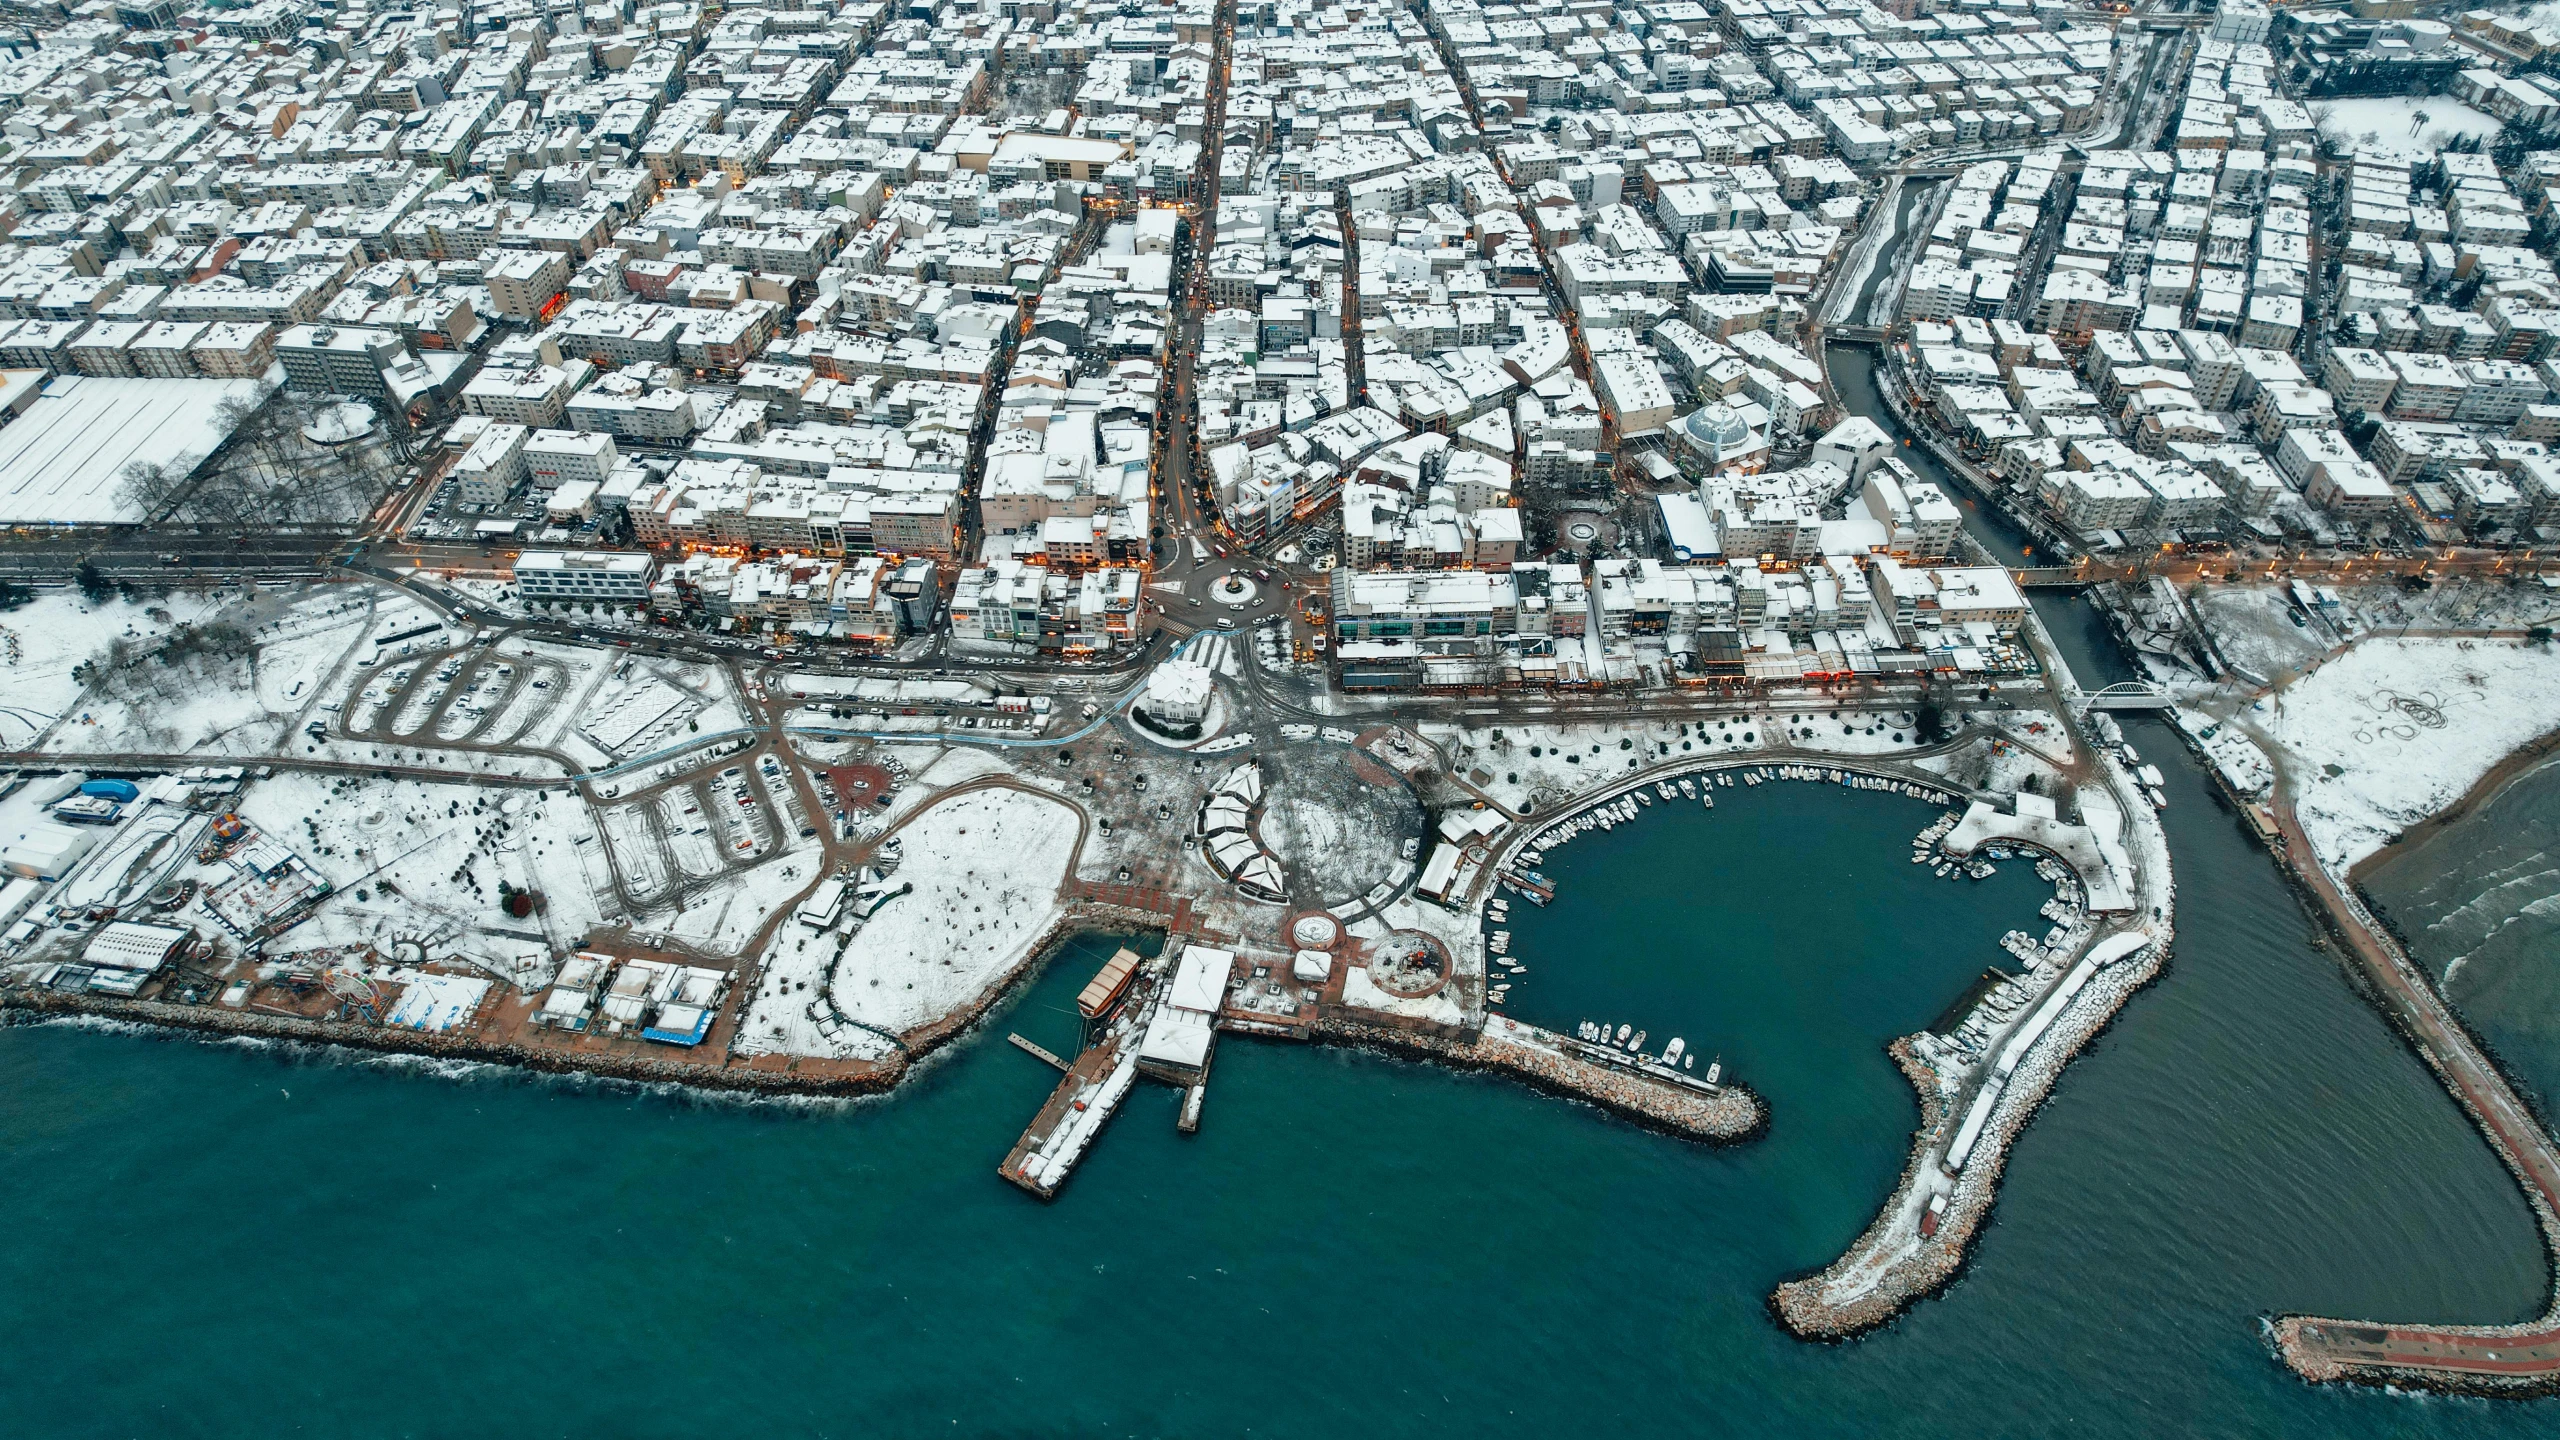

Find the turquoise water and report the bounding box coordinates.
[7,731,2556,1435]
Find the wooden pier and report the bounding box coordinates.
[998,962,1162,1201]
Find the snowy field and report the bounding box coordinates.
[2263,637,2560,869]
[2192,585,2333,685]
[2311,96,2502,161]
[738,786,1081,1058]
[647,846,817,955]
[832,787,1079,1034]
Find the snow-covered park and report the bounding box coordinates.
[2309,96,2502,161]
[737,785,1082,1060]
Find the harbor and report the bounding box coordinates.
[7,733,2546,1438]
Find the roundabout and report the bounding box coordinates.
[1208,574,1258,607]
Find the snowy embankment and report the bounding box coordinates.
[2263,638,2560,871]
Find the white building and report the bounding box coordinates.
[514,550,657,607]
[523,430,620,493]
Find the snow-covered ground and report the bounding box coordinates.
[2173,707,2276,799]
[3,770,605,984]
[0,589,235,747]
[2192,584,2333,685]
[649,843,819,955]
[2311,96,2502,160]
[736,785,1080,1058]
[829,787,1080,1035]
[222,771,612,966]
[2260,637,2560,868]
[1437,709,1935,815]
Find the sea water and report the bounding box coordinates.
[4,743,2554,1436]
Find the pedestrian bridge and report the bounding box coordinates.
[1826,324,1889,345]
[2076,681,2176,713]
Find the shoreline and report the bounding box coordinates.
[2249,722,2560,1398]
[2,899,1192,1105]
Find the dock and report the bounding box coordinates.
[1000,1037,1142,1200]
[1007,1032,1069,1071]
[998,961,1162,1201]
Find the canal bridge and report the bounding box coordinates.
[2013,567,2090,589]
[2072,681,2176,713]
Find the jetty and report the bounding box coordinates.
[1000,950,1164,1201]
[2264,784,2560,1398]
[1000,944,1237,1199]
[1312,1012,1762,1141]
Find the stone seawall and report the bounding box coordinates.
[1308,1013,1764,1142]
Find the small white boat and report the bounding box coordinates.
[1629,1030,1646,1052]
[1635,791,1652,807]
[2147,786,2169,810]
[1616,1024,1631,1043]
[1663,1037,1686,1066]
[1704,1061,1721,1085]
[1678,778,1697,798]
[1935,864,1952,878]
[1683,1054,1694,1070]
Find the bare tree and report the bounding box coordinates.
[117,459,188,524]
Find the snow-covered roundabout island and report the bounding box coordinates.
[736,785,1083,1062]
[2260,636,2560,871]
